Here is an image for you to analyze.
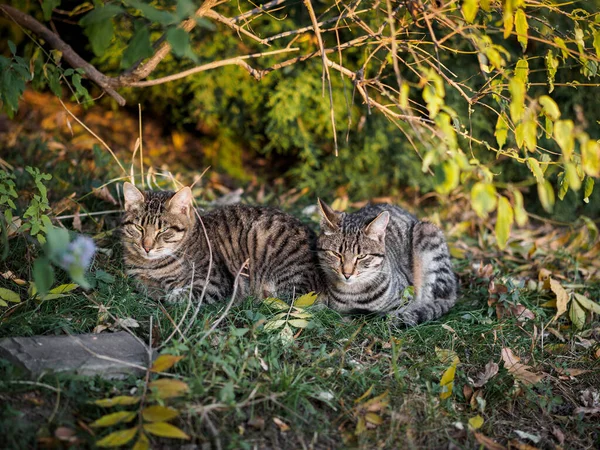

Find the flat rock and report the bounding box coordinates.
[0,332,152,379]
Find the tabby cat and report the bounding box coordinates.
[121,182,321,304]
[316,199,457,325]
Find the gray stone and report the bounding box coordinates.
[0,332,153,379]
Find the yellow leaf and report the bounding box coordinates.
[539,96,560,120]
[0,287,20,303]
[549,279,569,321]
[565,163,582,192]
[515,8,528,51]
[582,140,600,177]
[527,158,544,183]
[522,115,537,152]
[150,355,184,373]
[363,391,390,412]
[94,396,140,407]
[435,347,459,365]
[512,190,528,226]
[503,10,514,39]
[263,297,289,310]
[495,114,509,149]
[495,196,514,250]
[480,0,490,12]
[471,182,497,219]
[469,415,484,430]
[509,78,525,123]
[440,360,458,400]
[354,385,374,404]
[537,181,555,213]
[132,433,150,450]
[96,427,138,448]
[554,120,575,161]
[434,160,460,195]
[355,416,366,435]
[515,58,529,84]
[91,411,137,428]
[293,291,318,307]
[148,378,189,399]
[584,177,595,204]
[48,284,79,294]
[331,197,348,212]
[462,0,479,23]
[569,299,586,330]
[288,319,309,328]
[365,412,383,425]
[142,405,179,423]
[399,82,409,109]
[143,422,190,440]
[573,293,600,315]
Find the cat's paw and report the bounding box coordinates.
[163,288,189,304]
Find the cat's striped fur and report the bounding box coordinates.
[121,183,321,304]
[316,200,457,325]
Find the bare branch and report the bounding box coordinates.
[204,9,270,45]
[231,0,288,24]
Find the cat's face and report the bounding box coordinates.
[121,183,194,260]
[316,199,389,285]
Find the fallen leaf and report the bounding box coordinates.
[473,432,507,450]
[248,417,265,430]
[150,355,184,373]
[550,279,569,321]
[54,427,77,442]
[473,361,499,388]
[273,417,290,432]
[440,359,458,400]
[501,348,544,385]
[93,186,118,205]
[509,440,539,450]
[463,385,473,402]
[468,415,484,430]
[555,367,590,377]
[509,304,535,322]
[552,427,565,445]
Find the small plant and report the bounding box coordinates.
[90,355,190,448]
[262,292,319,345]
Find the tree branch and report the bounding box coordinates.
[0,4,126,106]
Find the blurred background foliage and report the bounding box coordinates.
[1,0,600,224]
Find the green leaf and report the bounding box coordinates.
[175,0,197,20]
[126,0,175,25]
[7,41,16,56]
[79,4,124,25]
[594,29,600,59]
[565,163,581,191]
[96,427,138,448]
[522,115,537,152]
[470,182,497,219]
[83,20,114,57]
[91,411,137,428]
[121,25,154,69]
[48,283,79,294]
[537,180,555,213]
[143,422,190,440]
[263,297,289,310]
[462,0,479,23]
[495,196,514,250]
[583,177,594,204]
[515,8,528,51]
[509,78,525,123]
[142,405,179,423]
[33,258,54,298]
[42,0,61,21]
[166,28,192,58]
[554,120,574,162]
[263,319,286,331]
[0,287,20,303]
[288,319,309,328]
[94,396,140,407]
[538,95,560,120]
[527,158,544,183]
[495,114,509,149]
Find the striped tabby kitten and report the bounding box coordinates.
[316,200,457,325]
[121,182,321,304]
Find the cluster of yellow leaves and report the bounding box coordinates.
[351,386,389,436]
[91,354,189,449]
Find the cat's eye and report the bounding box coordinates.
[356,254,368,260]
[133,224,143,232]
[326,250,341,258]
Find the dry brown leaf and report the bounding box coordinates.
[546,327,565,342]
[473,432,507,450]
[509,440,539,450]
[555,367,590,378]
[538,268,552,281]
[510,304,535,322]
[272,417,290,432]
[73,208,82,232]
[93,186,118,205]
[501,348,544,385]
[463,384,473,402]
[552,427,565,445]
[472,361,499,388]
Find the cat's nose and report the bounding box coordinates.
[143,245,152,253]
[343,273,352,280]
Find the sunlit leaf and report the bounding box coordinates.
[515,9,528,51]
[538,95,560,120]
[495,196,513,250]
[148,378,189,399]
[495,114,509,150]
[584,177,595,203]
[143,422,190,439]
[527,158,544,183]
[439,360,458,400]
[96,427,138,448]
[462,0,479,23]
[509,78,525,123]
[537,181,555,213]
[293,291,318,307]
[546,50,559,92]
[503,10,514,39]
[142,405,179,423]
[554,120,574,161]
[91,411,137,428]
[150,354,184,373]
[565,163,581,192]
[512,189,528,226]
[434,160,460,195]
[522,114,537,152]
[582,140,600,177]
[0,287,20,303]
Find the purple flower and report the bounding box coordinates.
[58,236,96,271]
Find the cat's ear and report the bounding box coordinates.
[364,211,389,242]
[123,182,145,211]
[318,198,341,234]
[167,186,193,216]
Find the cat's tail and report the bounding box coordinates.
[397,221,458,326]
